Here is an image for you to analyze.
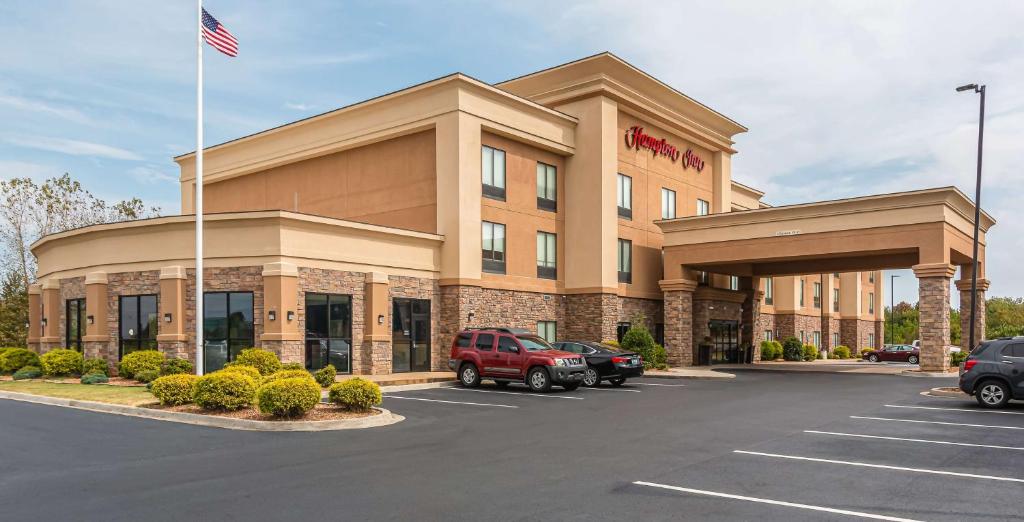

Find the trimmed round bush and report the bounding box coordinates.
[1,348,40,374]
[329,378,382,412]
[194,372,257,410]
[219,364,262,382]
[82,358,109,376]
[118,350,165,379]
[151,374,199,406]
[620,324,662,370]
[231,348,281,376]
[80,372,109,385]
[257,377,321,418]
[40,349,84,376]
[13,366,42,380]
[759,341,778,361]
[802,344,819,361]
[781,337,804,361]
[281,362,304,371]
[262,369,315,386]
[135,369,160,383]
[832,345,851,359]
[160,357,194,376]
[314,365,337,387]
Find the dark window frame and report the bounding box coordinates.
[482,221,507,274]
[202,291,255,371]
[482,145,506,201]
[304,293,353,374]
[764,278,774,305]
[813,282,822,309]
[536,162,557,212]
[536,231,557,280]
[65,298,86,351]
[118,294,158,359]
[617,238,632,284]
[617,173,632,219]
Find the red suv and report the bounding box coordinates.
[448,328,587,392]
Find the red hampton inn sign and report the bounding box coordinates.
[624,126,705,172]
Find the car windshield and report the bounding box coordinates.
[518,336,554,351]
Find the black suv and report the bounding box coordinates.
[959,337,1024,408]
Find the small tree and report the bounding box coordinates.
[781,337,804,361]
[620,321,667,370]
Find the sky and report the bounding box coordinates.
[1,0,1021,307]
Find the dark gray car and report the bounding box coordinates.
[959,337,1024,408]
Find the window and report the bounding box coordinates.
[202,292,253,372]
[456,332,472,348]
[833,288,840,312]
[764,278,774,305]
[1001,344,1024,358]
[617,239,632,284]
[869,272,875,283]
[65,298,86,351]
[833,332,840,348]
[481,145,506,200]
[813,331,821,348]
[764,330,774,341]
[537,321,556,343]
[498,336,519,352]
[868,292,875,314]
[800,331,806,343]
[661,188,676,219]
[813,282,822,309]
[868,333,876,348]
[800,279,805,307]
[119,295,158,359]
[617,174,632,219]
[616,322,631,343]
[304,293,352,374]
[536,231,556,280]
[833,272,840,278]
[474,333,495,351]
[655,323,665,346]
[697,270,710,287]
[536,162,556,211]
[482,221,506,274]
[696,198,710,216]
[728,276,739,291]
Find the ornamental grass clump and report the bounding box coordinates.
[118,350,165,379]
[40,349,84,376]
[151,374,199,406]
[231,348,282,376]
[328,378,382,412]
[257,377,321,418]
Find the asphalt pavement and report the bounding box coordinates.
[1,371,1020,521]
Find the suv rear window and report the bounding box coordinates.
[475,334,495,351]
[456,332,472,348]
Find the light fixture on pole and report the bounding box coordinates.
[956,83,985,351]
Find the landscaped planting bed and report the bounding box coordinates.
[143,402,380,422]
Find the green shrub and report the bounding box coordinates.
[860,348,874,358]
[82,358,109,376]
[759,341,783,361]
[261,369,315,386]
[13,366,42,380]
[194,372,257,411]
[151,374,199,406]
[802,344,819,361]
[160,358,194,376]
[135,369,160,384]
[40,349,84,376]
[219,364,262,382]
[118,350,165,379]
[314,365,337,387]
[329,378,382,412]
[620,324,664,370]
[231,348,281,376]
[80,372,109,385]
[833,345,851,359]
[950,350,968,367]
[257,377,321,418]
[281,362,305,371]
[1,348,40,374]
[601,340,620,348]
[781,337,804,361]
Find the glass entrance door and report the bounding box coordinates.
[709,320,740,364]
[392,298,431,373]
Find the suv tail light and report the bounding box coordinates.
[963,358,978,372]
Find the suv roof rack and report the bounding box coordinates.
[463,327,535,335]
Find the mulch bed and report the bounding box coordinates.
[143,402,379,422]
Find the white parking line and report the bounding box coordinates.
[632,481,922,522]
[445,387,584,400]
[851,415,1024,430]
[804,430,1024,451]
[885,404,1024,416]
[384,396,518,408]
[734,450,1024,483]
[580,387,641,393]
[631,382,686,387]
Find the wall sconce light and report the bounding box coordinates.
[268,310,277,321]
[467,311,475,322]
[87,315,95,325]
[164,313,173,323]
[377,314,385,325]
[41,318,47,328]
[24,321,30,330]
[287,311,295,322]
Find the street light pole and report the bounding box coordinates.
[890,274,899,345]
[956,83,985,352]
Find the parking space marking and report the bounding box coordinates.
[632,481,922,522]
[884,404,1024,416]
[384,396,519,408]
[851,415,1024,430]
[804,430,1024,451]
[579,387,641,393]
[734,450,1024,483]
[630,382,686,387]
[445,387,584,400]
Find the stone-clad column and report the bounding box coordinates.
[741,276,761,362]
[82,272,110,368]
[660,278,697,367]
[260,262,302,364]
[157,266,190,361]
[39,278,62,353]
[363,272,391,374]
[914,263,956,372]
[955,277,989,351]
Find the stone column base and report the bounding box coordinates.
[38,340,62,354]
[360,340,392,375]
[260,339,304,365]
[83,340,116,375]
[158,341,191,361]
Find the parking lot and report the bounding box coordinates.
[1,371,1021,521]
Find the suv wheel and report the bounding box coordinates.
[527,367,552,393]
[976,380,1011,408]
[908,355,919,364]
[868,354,879,362]
[582,367,600,387]
[459,364,481,388]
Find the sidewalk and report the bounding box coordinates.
[713,359,958,377]
[337,371,456,387]
[643,367,735,379]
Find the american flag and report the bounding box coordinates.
[201,8,238,57]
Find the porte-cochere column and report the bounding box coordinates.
[660,278,697,367]
[913,263,956,372]
[955,274,989,351]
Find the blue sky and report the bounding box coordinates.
[2,0,1022,306]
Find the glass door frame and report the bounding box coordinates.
[708,319,740,365]
[392,298,431,373]
[303,293,353,374]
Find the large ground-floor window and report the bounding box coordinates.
[204,292,254,372]
[304,293,352,374]
[119,295,158,358]
[66,298,86,351]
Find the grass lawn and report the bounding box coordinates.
[0,380,154,405]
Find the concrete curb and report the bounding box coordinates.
[0,390,404,431]
[900,370,960,378]
[642,371,735,380]
[925,386,971,398]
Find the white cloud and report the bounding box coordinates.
[127,165,178,185]
[0,93,93,125]
[5,135,143,161]
[283,101,315,111]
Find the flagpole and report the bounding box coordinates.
[195,0,205,375]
